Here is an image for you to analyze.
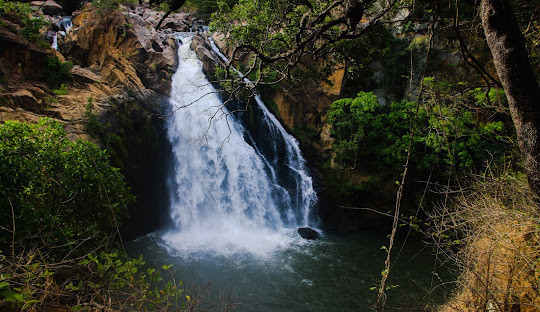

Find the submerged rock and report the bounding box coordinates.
[298,227,319,240]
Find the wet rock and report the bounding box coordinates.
[298,227,319,240]
[191,33,220,78]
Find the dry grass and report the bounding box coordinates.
[433,174,540,312]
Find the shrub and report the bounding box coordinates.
[45,56,73,89]
[0,1,49,44]
[432,174,540,312]
[21,18,47,43]
[0,118,134,257]
[0,251,187,311]
[0,0,32,18]
[53,83,69,95]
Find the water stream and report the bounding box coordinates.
[160,35,317,257]
[127,34,452,310]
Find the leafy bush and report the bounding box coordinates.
[21,17,47,43]
[53,83,69,95]
[0,118,134,257]
[327,91,511,174]
[186,0,237,16]
[45,56,73,89]
[0,1,49,44]
[0,0,31,18]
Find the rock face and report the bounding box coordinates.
[298,227,319,240]
[191,33,223,78]
[60,3,184,95]
[1,3,194,138]
[0,17,68,126]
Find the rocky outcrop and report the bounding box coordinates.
[191,33,223,78]
[0,26,49,82]
[1,2,196,238]
[1,2,195,138]
[0,19,69,126]
[60,3,182,96]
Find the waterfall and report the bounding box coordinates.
[51,32,58,50]
[61,17,72,33]
[162,35,317,257]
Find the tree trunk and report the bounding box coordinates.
[480,0,540,199]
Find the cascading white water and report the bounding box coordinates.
[162,35,317,257]
[208,39,317,226]
[51,32,58,50]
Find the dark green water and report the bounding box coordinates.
[127,229,453,311]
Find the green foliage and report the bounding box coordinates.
[84,98,135,169]
[45,56,73,89]
[53,83,69,95]
[210,0,339,87]
[328,91,381,166]
[210,0,411,94]
[186,0,237,16]
[0,251,187,311]
[334,25,410,99]
[0,1,50,44]
[21,18,48,43]
[468,87,507,108]
[327,90,512,175]
[0,0,32,18]
[0,118,134,257]
[76,252,187,310]
[84,97,106,137]
[211,0,317,51]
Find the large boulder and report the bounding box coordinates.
[298,227,319,240]
[31,0,65,16]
